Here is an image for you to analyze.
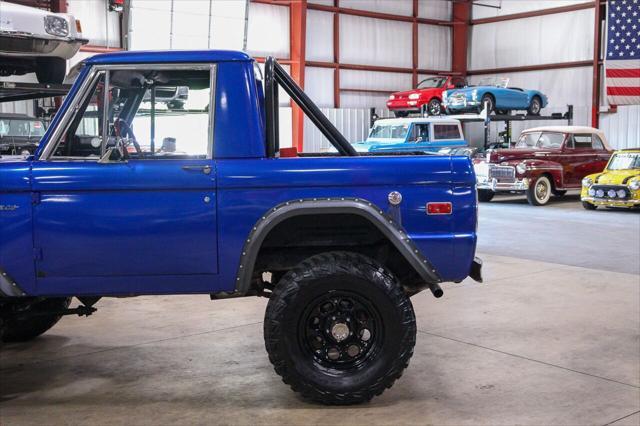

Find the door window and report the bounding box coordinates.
[433,124,461,140]
[592,135,605,150]
[51,66,214,160]
[407,124,429,142]
[573,134,594,149]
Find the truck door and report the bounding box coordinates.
[31,65,218,294]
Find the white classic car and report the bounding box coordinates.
[0,1,88,83]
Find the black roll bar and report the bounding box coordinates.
[264,57,358,157]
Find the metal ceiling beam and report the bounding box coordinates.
[470,1,595,25]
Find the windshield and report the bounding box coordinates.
[368,123,411,141]
[417,77,446,89]
[0,118,46,138]
[608,152,640,170]
[515,132,564,149]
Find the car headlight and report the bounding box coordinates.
[516,162,527,174]
[471,89,478,101]
[44,16,69,37]
[582,177,593,187]
[629,178,640,191]
[389,95,395,100]
[408,93,420,100]
[617,189,627,198]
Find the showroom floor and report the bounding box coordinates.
[1,193,638,425]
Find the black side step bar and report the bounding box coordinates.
[264,57,358,157]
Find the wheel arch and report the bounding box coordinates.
[235,198,443,296]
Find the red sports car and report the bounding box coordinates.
[387,76,467,117]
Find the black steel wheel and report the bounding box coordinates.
[1,298,71,342]
[264,251,416,405]
[427,98,442,116]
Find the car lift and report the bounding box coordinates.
[444,103,574,150]
[0,81,72,120]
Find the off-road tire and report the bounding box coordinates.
[527,175,552,206]
[264,251,416,405]
[1,298,71,342]
[478,189,495,202]
[35,57,67,84]
[582,201,597,210]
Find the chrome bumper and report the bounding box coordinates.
[582,197,640,206]
[477,177,529,191]
[0,30,88,59]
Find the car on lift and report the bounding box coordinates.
[581,149,640,210]
[351,117,467,153]
[0,50,482,405]
[474,126,612,206]
[0,112,46,156]
[443,77,548,116]
[386,76,467,117]
[0,1,88,83]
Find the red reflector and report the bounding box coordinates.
[427,202,452,215]
[279,147,298,158]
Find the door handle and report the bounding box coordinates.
[182,165,212,175]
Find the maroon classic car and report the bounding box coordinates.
[473,126,613,206]
[387,76,467,117]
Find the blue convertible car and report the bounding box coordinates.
[443,77,548,115]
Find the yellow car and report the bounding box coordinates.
[581,149,640,210]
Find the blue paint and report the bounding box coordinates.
[444,84,548,113]
[1,50,479,298]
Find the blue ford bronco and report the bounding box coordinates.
[0,51,482,405]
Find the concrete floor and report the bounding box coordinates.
[1,192,639,425]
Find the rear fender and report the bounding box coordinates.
[517,159,564,188]
[234,198,444,295]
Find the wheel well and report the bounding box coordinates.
[250,213,424,295]
[531,94,541,104]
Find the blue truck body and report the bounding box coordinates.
[1,50,479,298]
[0,51,481,403]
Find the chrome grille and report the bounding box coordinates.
[488,166,515,181]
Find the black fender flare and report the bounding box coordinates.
[234,197,443,295]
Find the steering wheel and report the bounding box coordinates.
[114,118,142,155]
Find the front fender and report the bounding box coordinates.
[234,198,444,296]
[510,159,563,187]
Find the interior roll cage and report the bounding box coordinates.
[264,57,358,157]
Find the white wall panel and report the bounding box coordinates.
[419,0,452,21]
[418,24,451,70]
[67,0,121,47]
[341,69,412,91]
[472,0,588,20]
[306,10,334,62]
[600,106,640,149]
[171,0,212,50]
[210,1,247,51]
[340,15,412,67]
[341,0,413,16]
[246,3,289,58]
[305,67,335,107]
[469,9,594,70]
[129,1,173,50]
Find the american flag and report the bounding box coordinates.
[606,0,640,105]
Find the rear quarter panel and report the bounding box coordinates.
[215,155,477,290]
